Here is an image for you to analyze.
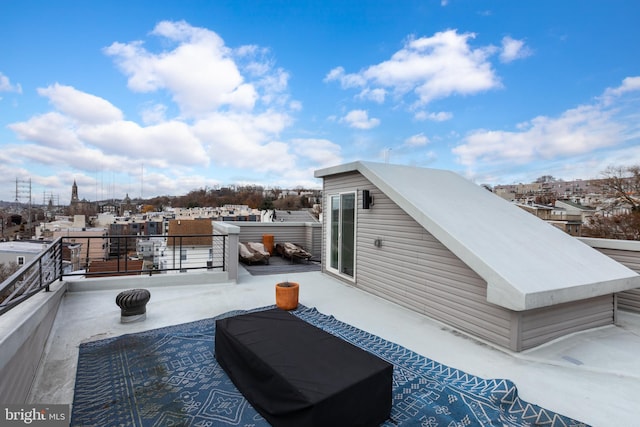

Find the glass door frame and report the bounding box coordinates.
[326,191,356,281]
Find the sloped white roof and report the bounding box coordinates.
[315,161,640,311]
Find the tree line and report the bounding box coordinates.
[144,185,321,212]
[581,165,640,240]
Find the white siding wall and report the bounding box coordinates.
[597,248,640,312]
[322,171,619,351]
[323,172,514,349]
[517,295,613,351]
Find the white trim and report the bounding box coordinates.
[325,191,357,282]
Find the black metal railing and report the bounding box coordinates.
[61,234,228,277]
[0,238,63,315]
[0,233,228,315]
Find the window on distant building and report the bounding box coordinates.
[180,249,187,261]
[17,256,25,265]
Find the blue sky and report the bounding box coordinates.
[1,1,639,204]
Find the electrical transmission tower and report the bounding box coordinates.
[43,191,59,219]
[15,178,32,237]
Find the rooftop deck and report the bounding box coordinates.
[241,252,321,276]
[24,265,640,426]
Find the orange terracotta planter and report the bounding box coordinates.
[275,281,299,310]
[263,234,275,255]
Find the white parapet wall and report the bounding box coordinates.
[213,221,240,282]
[0,281,66,403]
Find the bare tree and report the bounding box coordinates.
[273,195,302,210]
[599,165,640,212]
[583,213,640,240]
[582,165,640,240]
[0,262,19,283]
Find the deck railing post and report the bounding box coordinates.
[58,238,64,282]
[179,236,183,271]
[124,235,128,272]
[222,235,226,272]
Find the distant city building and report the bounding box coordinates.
[493,177,615,204]
[70,180,79,204]
[0,240,49,266]
[158,218,214,272]
[493,177,635,235]
[68,180,95,216]
[169,205,262,222]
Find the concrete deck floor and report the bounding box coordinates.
[29,266,640,426]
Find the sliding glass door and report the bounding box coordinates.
[328,192,355,278]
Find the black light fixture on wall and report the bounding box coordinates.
[362,189,374,209]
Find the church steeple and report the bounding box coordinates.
[71,179,79,204]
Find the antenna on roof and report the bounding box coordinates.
[140,162,144,199]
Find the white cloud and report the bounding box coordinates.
[79,120,208,167]
[340,109,380,129]
[291,138,342,168]
[499,36,532,63]
[192,110,295,172]
[9,110,208,172]
[326,30,501,106]
[4,21,345,201]
[357,88,386,103]
[255,68,290,106]
[324,66,366,88]
[103,20,288,116]
[8,112,82,149]
[456,105,623,166]
[9,81,210,169]
[14,22,310,177]
[0,72,22,94]
[6,141,134,173]
[452,79,640,169]
[289,100,302,111]
[38,84,123,124]
[414,110,453,121]
[140,103,167,125]
[405,133,430,146]
[601,76,640,105]
[324,66,344,83]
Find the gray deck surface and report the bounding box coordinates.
[26,272,640,427]
[241,253,321,276]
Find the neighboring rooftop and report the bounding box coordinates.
[0,240,50,253]
[272,209,319,222]
[555,199,596,210]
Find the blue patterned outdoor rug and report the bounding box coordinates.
[72,305,587,426]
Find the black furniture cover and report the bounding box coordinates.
[215,308,393,427]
